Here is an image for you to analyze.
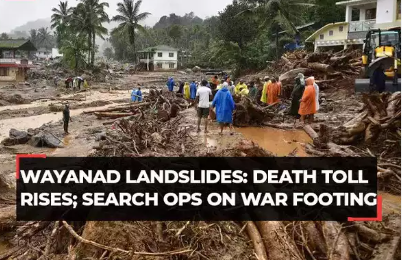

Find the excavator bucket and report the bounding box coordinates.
[355,57,401,93]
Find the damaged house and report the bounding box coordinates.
[0,39,36,83]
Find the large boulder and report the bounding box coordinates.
[192,66,201,72]
[1,129,31,146]
[29,132,64,148]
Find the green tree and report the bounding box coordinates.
[168,25,183,47]
[103,47,114,59]
[112,0,151,61]
[51,1,73,47]
[71,0,109,66]
[38,27,54,49]
[0,33,9,40]
[29,29,39,48]
[61,32,88,72]
[239,0,315,59]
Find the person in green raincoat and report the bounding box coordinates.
[260,76,271,104]
[289,73,305,119]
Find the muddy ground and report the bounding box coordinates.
[0,70,400,259]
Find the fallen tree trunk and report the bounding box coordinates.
[256,221,303,260]
[94,112,136,119]
[307,62,333,72]
[84,102,150,114]
[245,221,268,260]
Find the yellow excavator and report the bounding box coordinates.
[355,27,401,92]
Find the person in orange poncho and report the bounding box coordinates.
[266,78,281,105]
[298,77,317,124]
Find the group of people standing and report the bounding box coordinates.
[63,76,88,90]
[131,84,143,102]
[167,77,236,134]
[166,72,320,134]
[289,73,320,124]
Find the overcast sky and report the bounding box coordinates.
[0,0,232,33]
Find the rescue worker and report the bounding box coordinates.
[131,87,138,102]
[298,77,317,124]
[371,64,386,93]
[289,73,305,120]
[184,82,190,99]
[212,82,235,135]
[266,78,281,105]
[63,104,72,134]
[190,81,197,100]
[136,87,142,102]
[167,77,175,92]
[235,80,247,95]
[261,76,271,104]
[248,81,257,100]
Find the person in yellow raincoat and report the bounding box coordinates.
[260,76,271,103]
[184,82,190,99]
[235,80,247,95]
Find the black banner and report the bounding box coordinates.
[17,157,377,221]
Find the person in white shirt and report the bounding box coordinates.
[196,79,212,133]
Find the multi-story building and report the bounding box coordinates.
[138,45,178,71]
[0,39,36,83]
[306,0,401,51]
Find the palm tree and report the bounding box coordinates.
[71,0,109,66]
[29,29,39,48]
[112,0,151,61]
[38,27,53,49]
[51,1,73,47]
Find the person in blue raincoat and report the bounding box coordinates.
[136,87,142,102]
[167,77,175,92]
[212,82,235,135]
[190,80,197,100]
[131,88,137,102]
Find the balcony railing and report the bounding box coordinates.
[0,58,33,65]
[349,19,376,32]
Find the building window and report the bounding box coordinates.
[0,68,9,76]
[365,8,377,20]
[329,30,334,36]
[339,26,344,32]
[319,34,324,40]
[351,8,360,21]
[157,52,162,57]
[169,63,175,69]
[397,0,401,20]
[157,63,162,69]
[169,52,174,58]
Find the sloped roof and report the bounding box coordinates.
[336,0,376,6]
[0,39,37,51]
[305,22,348,42]
[138,45,178,53]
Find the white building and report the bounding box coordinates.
[51,48,63,59]
[138,45,178,71]
[306,0,401,51]
[35,48,52,59]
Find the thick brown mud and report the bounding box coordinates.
[236,127,312,156]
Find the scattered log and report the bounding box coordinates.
[322,221,350,260]
[279,68,311,83]
[94,112,135,119]
[245,221,268,260]
[307,62,333,72]
[256,221,303,260]
[84,102,150,114]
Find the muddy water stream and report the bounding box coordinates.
[236,127,312,156]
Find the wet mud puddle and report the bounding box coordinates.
[236,127,312,156]
[379,192,401,215]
